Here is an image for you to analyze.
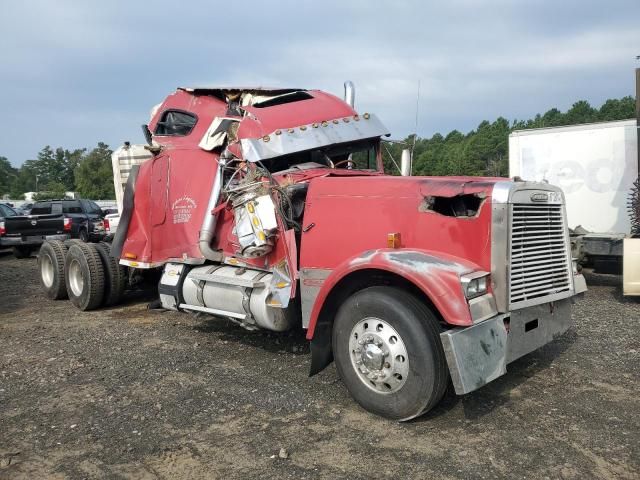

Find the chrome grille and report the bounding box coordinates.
[509,203,572,306]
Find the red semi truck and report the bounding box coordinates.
[37,83,586,420]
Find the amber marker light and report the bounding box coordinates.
[124,252,137,259]
[387,233,401,249]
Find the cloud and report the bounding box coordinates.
[0,0,638,165]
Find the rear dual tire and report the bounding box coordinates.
[65,243,105,311]
[94,242,126,306]
[38,240,68,300]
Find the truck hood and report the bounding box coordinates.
[304,174,505,200]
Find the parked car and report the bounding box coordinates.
[0,203,19,251]
[16,202,33,215]
[1,199,106,258]
[104,212,120,236]
[0,203,19,238]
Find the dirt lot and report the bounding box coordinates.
[0,251,638,479]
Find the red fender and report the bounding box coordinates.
[305,248,485,340]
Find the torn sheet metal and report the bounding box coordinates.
[240,113,389,162]
[199,117,240,151]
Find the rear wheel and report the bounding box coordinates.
[332,287,448,421]
[94,242,126,306]
[38,240,68,300]
[65,243,105,311]
[13,246,33,258]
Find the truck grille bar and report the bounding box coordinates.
[509,203,572,306]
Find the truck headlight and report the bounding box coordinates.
[461,272,490,299]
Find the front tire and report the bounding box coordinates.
[332,287,449,421]
[65,243,105,311]
[38,240,68,300]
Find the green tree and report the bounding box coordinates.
[383,95,635,178]
[74,142,115,199]
[0,156,17,197]
[565,100,597,125]
[33,182,68,201]
[598,96,635,121]
[9,160,38,198]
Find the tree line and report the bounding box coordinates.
[0,96,635,200]
[0,143,115,200]
[382,96,635,177]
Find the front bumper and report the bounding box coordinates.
[441,296,574,395]
[0,234,70,247]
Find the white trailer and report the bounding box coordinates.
[106,143,153,234]
[509,119,637,235]
[509,119,640,295]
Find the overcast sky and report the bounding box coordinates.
[1,0,638,166]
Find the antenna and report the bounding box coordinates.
[411,80,421,175]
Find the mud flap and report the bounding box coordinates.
[440,316,508,395]
[111,165,139,259]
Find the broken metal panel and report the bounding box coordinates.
[179,86,304,95]
[198,117,240,151]
[239,114,389,162]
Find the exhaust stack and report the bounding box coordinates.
[401,149,412,176]
[344,81,355,108]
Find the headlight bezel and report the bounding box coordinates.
[461,271,490,299]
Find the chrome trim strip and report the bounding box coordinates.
[468,293,498,323]
[119,259,166,269]
[240,114,389,162]
[491,182,511,312]
[300,268,332,328]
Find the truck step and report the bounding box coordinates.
[179,303,248,320]
[187,272,266,289]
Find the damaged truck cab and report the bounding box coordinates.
[38,84,586,420]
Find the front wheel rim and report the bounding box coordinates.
[68,258,84,297]
[348,317,409,394]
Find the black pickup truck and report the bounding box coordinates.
[0,199,106,258]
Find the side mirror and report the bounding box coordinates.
[141,124,153,145]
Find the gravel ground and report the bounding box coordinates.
[0,250,638,479]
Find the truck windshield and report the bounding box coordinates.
[263,139,379,173]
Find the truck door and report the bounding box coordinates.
[150,154,170,226]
